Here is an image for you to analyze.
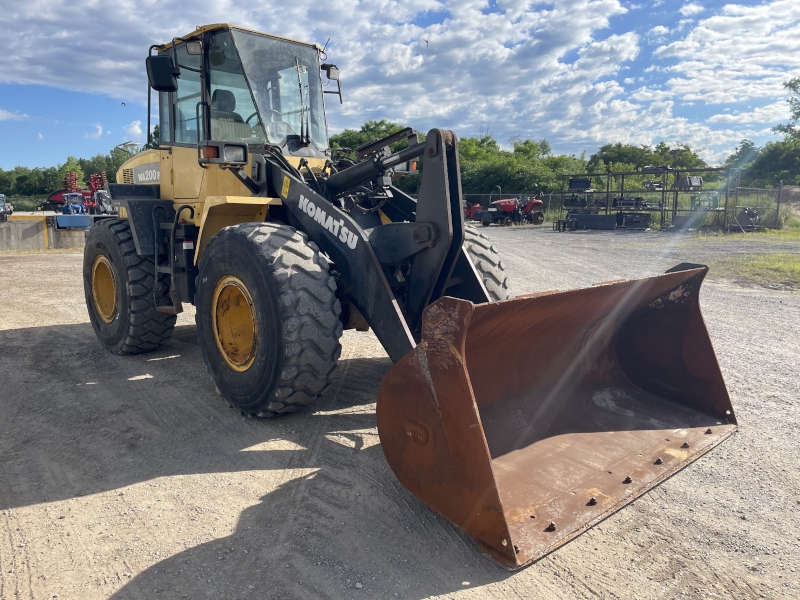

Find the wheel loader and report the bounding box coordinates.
[83,24,737,570]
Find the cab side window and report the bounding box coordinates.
[172,45,202,145]
[158,91,172,145]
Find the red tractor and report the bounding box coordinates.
[464,201,483,220]
[481,195,544,226]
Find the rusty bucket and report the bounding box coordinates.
[376,264,736,570]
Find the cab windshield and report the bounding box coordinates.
[228,30,328,150]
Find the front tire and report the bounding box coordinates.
[462,226,510,301]
[196,223,343,417]
[83,219,176,354]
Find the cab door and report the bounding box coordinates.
[163,43,205,201]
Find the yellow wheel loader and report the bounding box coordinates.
[83,24,737,569]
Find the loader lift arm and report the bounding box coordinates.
[262,129,490,361]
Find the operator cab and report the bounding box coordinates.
[148,25,340,162]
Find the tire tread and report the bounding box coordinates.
[197,222,342,417]
[463,225,510,301]
[89,218,176,355]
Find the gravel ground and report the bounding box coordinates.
[0,227,798,600]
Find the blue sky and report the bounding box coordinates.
[1,0,798,169]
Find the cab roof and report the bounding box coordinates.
[157,24,322,52]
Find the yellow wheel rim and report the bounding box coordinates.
[91,255,118,324]
[212,276,258,372]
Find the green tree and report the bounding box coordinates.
[739,139,800,187]
[772,78,800,140]
[108,147,133,183]
[724,139,760,170]
[330,120,411,155]
[78,153,113,181]
[587,142,705,172]
[145,124,160,150]
[0,168,15,195]
[57,156,86,189]
[587,143,653,172]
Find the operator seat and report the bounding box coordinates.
[211,89,252,141]
[211,89,244,122]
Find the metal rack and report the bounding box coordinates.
[557,166,739,230]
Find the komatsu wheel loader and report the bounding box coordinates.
[83,24,737,569]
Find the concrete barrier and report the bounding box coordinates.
[52,229,85,249]
[0,217,49,251]
[0,215,87,251]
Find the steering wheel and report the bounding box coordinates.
[245,112,261,126]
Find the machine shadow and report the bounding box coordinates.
[111,443,511,600]
[0,322,513,597]
[0,323,386,511]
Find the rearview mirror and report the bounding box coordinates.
[146,55,179,93]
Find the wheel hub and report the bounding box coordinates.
[91,255,118,323]
[212,276,258,372]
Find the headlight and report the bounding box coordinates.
[224,145,246,163]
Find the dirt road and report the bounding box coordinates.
[1,228,798,600]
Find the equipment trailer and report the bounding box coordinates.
[83,24,737,569]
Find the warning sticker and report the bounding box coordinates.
[281,176,291,198]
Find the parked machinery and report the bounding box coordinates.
[82,24,737,569]
[558,177,655,231]
[464,201,483,220]
[480,194,544,226]
[732,207,761,230]
[41,171,114,214]
[60,193,86,215]
[0,194,12,222]
[87,173,115,214]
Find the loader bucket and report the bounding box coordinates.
[376,265,736,570]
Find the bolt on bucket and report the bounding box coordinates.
[376,264,736,570]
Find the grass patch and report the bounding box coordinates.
[688,221,800,243]
[7,199,43,211]
[711,252,800,289]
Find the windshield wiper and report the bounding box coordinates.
[295,57,311,146]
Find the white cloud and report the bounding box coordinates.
[37,132,43,139]
[655,0,800,105]
[707,101,789,124]
[85,123,104,139]
[0,0,636,150]
[0,108,28,121]
[679,3,705,17]
[123,120,143,140]
[0,0,795,163]
[647,25,670,43]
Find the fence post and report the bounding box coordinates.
[776,182,783,229]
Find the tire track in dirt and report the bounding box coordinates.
[3,238,800,599]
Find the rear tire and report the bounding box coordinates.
[195,223,343,417]
[462,226,510,301]
[83,219,176,354]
